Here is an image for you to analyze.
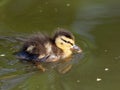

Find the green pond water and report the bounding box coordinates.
[0,0,120,90]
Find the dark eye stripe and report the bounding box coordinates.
[68,41,73,46]
[61,38,67,42]
[61,38,73,46]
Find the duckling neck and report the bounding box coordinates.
[62,49,72,59]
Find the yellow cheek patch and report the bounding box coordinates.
[55,36,75,58]
[55,37,62,46]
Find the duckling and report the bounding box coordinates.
[16,28,82,71]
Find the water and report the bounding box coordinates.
[0,0,120,90]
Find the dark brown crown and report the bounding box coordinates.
[53,28,74,40]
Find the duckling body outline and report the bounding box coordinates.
[16,29,82,72]
[17,34,62,62]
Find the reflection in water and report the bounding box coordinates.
[0,72,34,90]
[72,0,120,42]
[72,2,104,41]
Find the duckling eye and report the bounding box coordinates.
[61,42,63,45]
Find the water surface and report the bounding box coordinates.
[0,0,120,90]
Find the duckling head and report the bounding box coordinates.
[54,29,82,58]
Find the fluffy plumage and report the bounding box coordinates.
[16,28,82,64]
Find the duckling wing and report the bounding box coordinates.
[23,34,51,55]
[15,50,50,62]
[16,34,52,62]
[15,51,38,61]
[16,50,61,63]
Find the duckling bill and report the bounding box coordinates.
[16,28,82,71]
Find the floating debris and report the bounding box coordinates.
[0,54,5,57]
[114,56,120,60]
[45,2,49,5]
[104,68,109,71]
[66,3,70,7]
[77,80,80,83]
[54,8,58,12]
[96,77,102,82]
[104,49,108,53]
[39,10,43,13]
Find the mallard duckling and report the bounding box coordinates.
[16,28,82,71]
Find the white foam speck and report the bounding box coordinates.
[104,68,109,71]
[96,78,102,82]
[66,3,70,7]
[77,80,80,83]
[54,8,58,12]
[45,2,49,4]
[114,56,120,60]
[40,10,43,13]
[104,49,108,53]
[0,54,5,57]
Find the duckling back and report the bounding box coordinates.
[16,33,52,62]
